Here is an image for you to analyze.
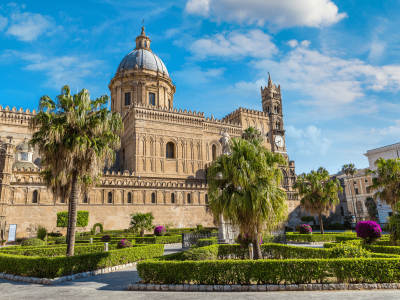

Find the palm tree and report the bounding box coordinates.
[294,167,342,234]
[207,138,288,260]
[342,164,358,221]
[242,126,263,145]
[366,158,400,209]
[364,196,378,221]
[29,85,123,256]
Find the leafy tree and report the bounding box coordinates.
[57,211,89,228]
[130,212,155,237]
[242,126,263,145]
[364,197,378,221]
[341,164,358,221]
[301,216,315,223]
[294,167,342,234]
[29,85,123,256]
[208,138,288,260]
[366,158,400,209]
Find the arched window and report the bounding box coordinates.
[83,195,88,203]
[151,192,156,204]
[32,190,38,203]
[144,41,147,47]
[212,144,217,161]
[61,197,65,204]
[127,192,132,203]
[276,122,280,130]
[275,106,278,113]
[171,193,175,203]
[168,100,171,108]
[205,194,208,204]
[108,192,112,204]
[166,142,175,158]
[187,193,191,204]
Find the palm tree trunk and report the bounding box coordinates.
[319,213,324,234]
[66,198,72,249]
[348,177,357,222]
[252,235,262,260]
[66,172,79,257]
[140,229,144,237]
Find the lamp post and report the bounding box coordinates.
[248,243,253,260]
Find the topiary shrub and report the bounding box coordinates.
[182,246,218,261]
[48,231,63,237]
[57,211,89,228]
[21,238,45,247]
[55,236,67,244]
[101,235,111,242]
[37,225,48,240]
[154,226,166,236]
[117,239,133,249]
[299,224,312,234]
[197,225,204,231]
[356,221,382,245]
[328,243,372,259]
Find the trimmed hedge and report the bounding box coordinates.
[57,211,89,228]
[0,244,164,278]
[198,237,217,247]
[286,232,358,243]
[138,257,400,284]
[77,235,181,245]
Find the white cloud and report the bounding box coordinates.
[288,39,299,47]
[286,125,332,155]
[17,53,105,89]
[6,12,59,41]
[368,40,385,61]
[300,40,311,47]
[171,66,224,85]
[0,15,8,31]
[371,120,400,136]
[189,30,278,60]
[252,46,400,111]
[185,0,347,29]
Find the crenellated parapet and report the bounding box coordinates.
[0,105,37,126]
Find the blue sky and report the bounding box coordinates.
[1,0,400,175]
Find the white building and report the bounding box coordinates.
[364,143,400,224]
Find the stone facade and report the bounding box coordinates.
[0,28,300,238]
[364,143,400,223]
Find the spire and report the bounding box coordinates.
[268,73,273,88]
[141,26,145,36]
[135,27,152,51]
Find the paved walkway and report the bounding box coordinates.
[1,245,399,299]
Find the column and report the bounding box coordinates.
[141,81,146,105]
[164,87,168,108]
[133,81,138,104]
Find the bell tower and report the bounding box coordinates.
[261,74,287,154]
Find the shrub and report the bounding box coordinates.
[235,233,252,246]
[56,211,89,228]
[182,246,218,261]
[117,239,133,249]
[356,221,382,244]
[154,226,166,236]
[198,237,217,247]
[101,235,111,242]
[48,232,63,238]
[37,226,47,240]
[327,243,372,259]
[130,212,154,237]
[295,225,300,232]
[55,236,67,244]
[332,222,344,230]
[299,224,312,234]
[21,238,45,247]
[197,229,212,234]
[91,223,104,235]
[197,225,204,231]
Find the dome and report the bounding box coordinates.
[116,49,169,77]
[16,140,34,152]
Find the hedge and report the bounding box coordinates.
[76,235,181,245]
[57,211,89,228]
[0,244,164,278]
[286,232,358,243]
[198,237,217,247]
[138,257,400,284]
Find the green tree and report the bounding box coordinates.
[130,212,155,237]
[341,164,358,221]
[294,167,342,234]
[242,126,263,146]
[366,158,400,209]
[364,197,378,221]
[29,86,123,256]
[208,138,288,260]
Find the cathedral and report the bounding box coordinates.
[0,28,299,238]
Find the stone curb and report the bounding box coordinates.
[162,243,182,246]
[287,241,326,245]
[127,283,400,292]
[0,262,138,285]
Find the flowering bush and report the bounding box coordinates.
[299,224,312,234]
[154,226,166,236]
[101,235,111,242]
[117,239,132,249]
[356,221,382,244]
[295,225,300,232]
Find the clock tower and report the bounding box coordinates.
[261,74,287,155]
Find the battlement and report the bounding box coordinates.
[223,107,269,121]
[0,105,37,126]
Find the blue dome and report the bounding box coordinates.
[117,49,169,77]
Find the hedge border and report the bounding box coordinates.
[0,261,139,285]
[128,282,400,292]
